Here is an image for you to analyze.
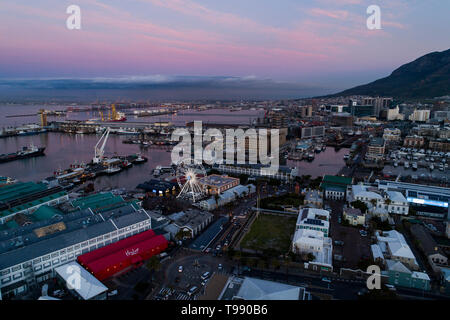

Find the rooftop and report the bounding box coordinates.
[220,276,309,300]
[199,174,239,188]
[54,261,108,300]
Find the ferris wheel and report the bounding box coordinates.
[176,161,207,203]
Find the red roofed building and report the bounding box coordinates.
[77,230,168,281]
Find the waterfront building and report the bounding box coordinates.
[366,138,385,161]
[199,174,240,195]
[0,182,69,225]
[0,201,154,299]
[216,164,297,181]
[320,175,353,200]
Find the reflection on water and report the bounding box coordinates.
[287,147,349,178]
[0,133,171,190]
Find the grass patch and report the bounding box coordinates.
[260,193,304,211]
[240,213,296,253]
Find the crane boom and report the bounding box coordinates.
[93,127,110,164]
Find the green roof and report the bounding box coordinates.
[71,192,127,212]
[322,175,353,185]
[31,205,63,221]
[0,182,47,202]
[0,191,67,218]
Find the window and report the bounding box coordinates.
[43,262,51,269]
[12,265,21,272]
[1,269,10,276]
[81,241,88,247]
[22,262,32,269]
[1,277,11,284]
[13,273,22,280]
[33,258,41,264]
[42,255,50,261]
[34,266,42,272]
[51,253,59,258]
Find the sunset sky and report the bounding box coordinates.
[1,0,449,89]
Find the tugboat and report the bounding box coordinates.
[133,154,148,164]
[0,144,45,163]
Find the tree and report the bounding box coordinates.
[351,200,368,214]
[146,256,161,273]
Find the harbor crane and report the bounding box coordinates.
[93,127,111,164]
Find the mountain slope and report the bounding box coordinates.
[334,48,450,98]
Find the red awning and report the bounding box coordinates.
[131,255,143,264]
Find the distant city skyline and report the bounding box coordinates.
[1,0,449,91]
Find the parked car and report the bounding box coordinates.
[218,264,223,270]
[187,286,198,297]
[178,265,183,273]
[201,272,211,280]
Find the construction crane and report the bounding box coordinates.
[93,127,110,164]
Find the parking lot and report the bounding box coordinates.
[155,253,229,300]
[327,200,371,269]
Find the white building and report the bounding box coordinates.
[376,230,419,271]
[347,184,409,216]
[409,110,430,122]
[198,184,255,211]
[295,208,330,236]
[386,106,404,121]
[292,208,333,271]
[54,261,108,300]
[292,229,333,271]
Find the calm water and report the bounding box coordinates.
[0,132,171,190]
[0,104,346,188]
[287,147,349,178]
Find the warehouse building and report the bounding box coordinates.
[77,229,168,281]
[0,182,69,224]
[0,202,153,299]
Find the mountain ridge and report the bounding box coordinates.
[331,48,450,99]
